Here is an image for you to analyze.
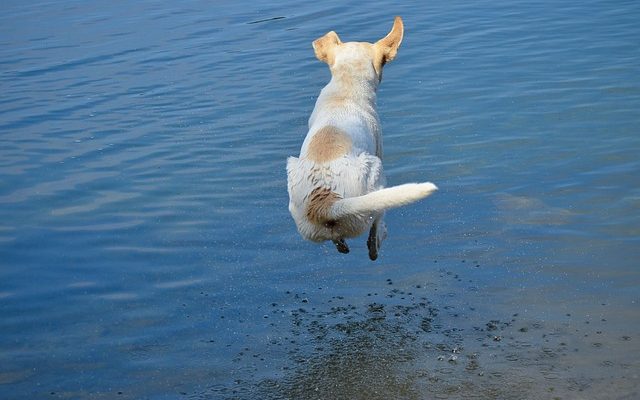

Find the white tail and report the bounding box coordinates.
[329,182,438,219]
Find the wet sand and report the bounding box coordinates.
[198,263,639,400]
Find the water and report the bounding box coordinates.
[1,0,639,398]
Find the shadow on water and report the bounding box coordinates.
[194,273,637,400]
[7,258,636,400]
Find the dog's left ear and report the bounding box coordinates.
[375,16,404,64]
[313,31,342,66]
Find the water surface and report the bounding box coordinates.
[1,0,639,398]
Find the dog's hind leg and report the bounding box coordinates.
[367,226,379,260]
[333,239,350,254]
[367,215,387,261]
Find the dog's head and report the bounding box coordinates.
[312,16,404,83]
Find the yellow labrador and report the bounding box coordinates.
[287,17,437,260]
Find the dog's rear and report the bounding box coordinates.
[287,17,437,260]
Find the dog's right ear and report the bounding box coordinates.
[312,31,342,65]
[375,16,404,64]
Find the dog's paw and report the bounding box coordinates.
[368,246,378,261]
[367,234,379,261]
[333,239,350,254]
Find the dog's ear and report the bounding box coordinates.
[313,31,342,65]
[375,16,404,64]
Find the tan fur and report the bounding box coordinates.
[305,187,341,226]
[373,16,404,77]
[331,66,355,90]
[376,16,404,62]
[313,17,403,80]
[313,31,342,66]
[306,126,352,162]
[325,95,349,108]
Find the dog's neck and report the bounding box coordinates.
[324,63,379,105]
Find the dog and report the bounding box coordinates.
[286,16,437,260]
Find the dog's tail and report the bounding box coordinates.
[329,182,438,219]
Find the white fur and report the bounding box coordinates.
[330,183,439,219]
[286,17,437,259]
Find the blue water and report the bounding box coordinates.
[1,0,639,398]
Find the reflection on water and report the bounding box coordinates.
[494,193,574,226]
[1,0,639,398]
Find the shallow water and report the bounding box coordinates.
[1,0,639,399]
